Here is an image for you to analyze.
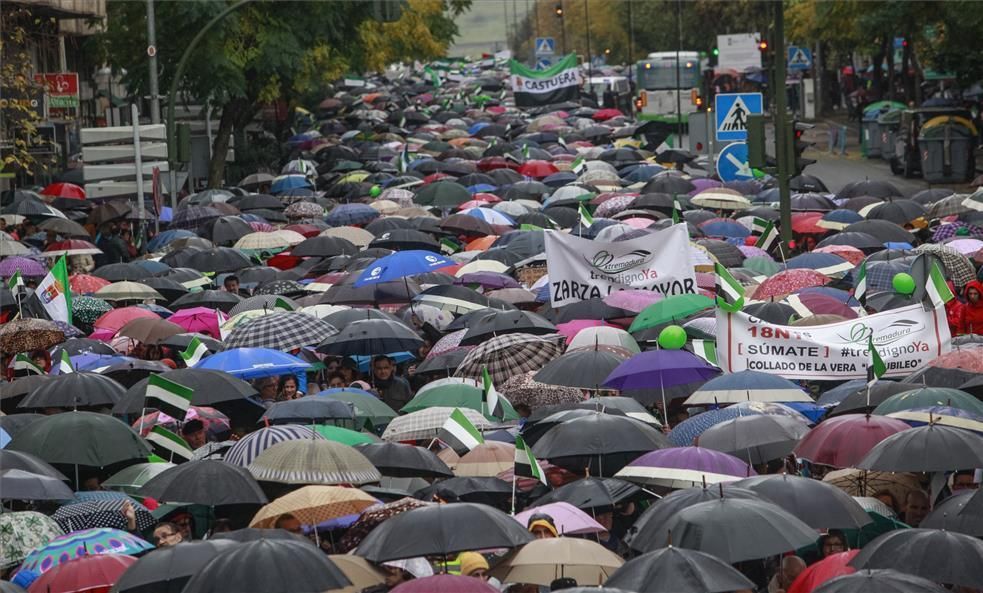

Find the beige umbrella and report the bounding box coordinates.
[271,229,306,246]
[381,407,493,442]
[491,537,624,586]
[690,188,752,210]
[247,439,382,485]
[439,441,515,477]
[454,259,509,276]
[95,281,164,302]
[234,232,291,251]
[327,555,386,593]
[369,200,401,215]
[249,485,378,528]
[823,468,922,502]
[320,226,374,247]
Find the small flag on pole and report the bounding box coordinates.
[689,339,718,365]
[714,262,745,312]
[672,195,682,224]
[571,155,586,175]
[521,144,530,161]
[180,337,209,367]
[7,271,24,293]
[853,262,867,305]
[145,374,194,421]
[514,435,547,485]
[440,237,460,255]
[146,425,194,460]
[398,145,411,173]
[751,217,770,235]
[438,408,485,456]
[13,353,44,375]
[36,255,72,324]
[754,219,779,252]
[557,136,568,149]
[57,349,74,374]
[926,262,955,309]
[867,336,886,386]
[579,203,594,227]
[483,367,504,419]
[273,297,294,311]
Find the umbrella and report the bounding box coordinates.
[169,290,242,312]
[26,553,137,593]
[455,333,564,385]
[0,469,73,501]
[17,528,152,576]
[317,319,422,356]
[786,551,859,593]
[260,396,355,425]
[249,485,378,528]
[752,269,831,300]
[628,294,715,332]
[822,468,922,501]
[223,424,324,467]
[114,368,257,415]
[807,569,946,593]
[492,537,624,586]
[602,349,720,404]
[697,414,810,465]
[247,439,381,485]
[873,387,983,416]
[512,502,605,535]
[684,370,810,405]
[101,462,177,496]
[532,413,669,476]
[224,312,337,351]
[0,318,65,355]
[182,540,350,593]
[354,502,533,562]
[533,349,626,389]
[459,310,556,346]
[355,442,454,478]
[194,347,310,381]
[734,474,871,529]
[856,424,983,472]
[531,477,641,511]
[438,441,515,477]
[614,447,755,489]
[605,547,755,593]
[389,575,497,593]
[850,529,983,589]
[0,450,67,480]
[18,372,126,409]
[115,317,183,343]
[52,498,157,532]
[413,476,512,505]
[7,411,150,466]
[381,406,494,442]
[354,250,453,286]
[402,382,517,420]
[112,540,239,593]
[139,460,268,505]
[920,491,983,536]
[0,512,64,570]
[321,388,398,430]
[794,414,911,468]
[325,555,386,593]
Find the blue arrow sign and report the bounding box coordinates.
[535,37,556,56]
[716,142,755,182]
[714,93,763,141]
[535,57,553,71]
[788,46,813,71]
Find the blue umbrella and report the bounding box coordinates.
[270,174,313,194]
[668,407,764,447]
[327,203,380,227]
[196,347,311,380]
[467,184,498,194]
[354,250,454,286]
[132,259,171,275]
[700,220,751,239]
[468,122,491,135]
[622,164,666,183]
[816,379,868,407]
[542,172,578,188]
[781,402,828,424]
[820,209,864,229]
[785,252,854,277]
[0,426,10,448]
[147,229,196,252]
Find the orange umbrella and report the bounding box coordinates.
[466,236,498,252]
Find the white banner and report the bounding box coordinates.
[545,224,697,307]
[716,303,951,380]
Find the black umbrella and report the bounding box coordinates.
[291,236,358,257]
[642,176,695,195]
[53,498,157,531]
[836,179,903,200]
[137,277,190,301]
[369,229,439,252]
[627,485,760,552]
[531,477,641,511]
[185,247,253,274]
[789,174,829,193]
[533,413,669,476]
[460,310,556,345]
[733,474,872,529]
[317,319,424,356]
[7,411,151,466]
[829,381,913,415]
[856,424,983,472]
[114,540,241,593]
[533,350,625,389]
[114,369,257,415]
[0,469,74,500]
[920,491,982,536]
[211,528,313,544]
[542,298,632,324]
[414,181,470,207]
[521,408,627,446]
[1,376,53,413]
[439,213,495,236]
[867,200,928,226]
[355,442,454,478]
[17,371,125,410]
[355,502,533,562]
[413,477,513,505]
[322,308,400,327]
[816,231,884,252]
[813,570,946,593]
[139,460,268,505]
[850,529,983,589]
[366,218,414,235]
[92,262,152,282]
[0,446,66,480]
[260,396,356,425]
[182,539,349,593]
[170,289,242,312]
[234,193,284,211]
[199,217,254,246]
[697,415,810,465]
[605,547,755,593]
[322,279,420,306]
[842,220,916,245]
[414,349,470,375]
[743,302,798,324]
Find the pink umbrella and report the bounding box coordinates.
[814,245,865,266]
[392,575,497,593]
[93,306,159,332]
[752,269,831,300]
[946,238,983,255]
[622,217,655,229]
[556,320,616,343]
[132,406,231,436]
[737,245,772,259]
[168,306,222,337]
[604,289,663,313]
[513,501,605,535]
[427,329,467,358]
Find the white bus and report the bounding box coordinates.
[634,51,704,124]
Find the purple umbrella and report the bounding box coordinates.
[602,350,720,428]
[737,245,772,260]
[0,256,47,277]
[687,178,723,196]
[513,501,605,535]
[453,272,520,290]
[614,446,756,488]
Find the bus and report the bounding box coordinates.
[634,51,705,124]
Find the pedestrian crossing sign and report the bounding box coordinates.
[535,37,555,56]
[715,93,763,141]
[788,46,813,71]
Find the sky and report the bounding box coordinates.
[449,0,532,58]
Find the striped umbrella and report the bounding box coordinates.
[455,332,565,385]
[17,528,153,576]
[53,499,156,532]
[247,439,381,485]
[223,425,324,467]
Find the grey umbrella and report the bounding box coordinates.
[856,424,983,472]
[459,310,557,345]
[261,396,356,426]
[355,442,454,478]
[18,372,126,410]
[733,474,872,529]
[663,497,818,563]
[0,450,67,480]
[605,547,754,593]
[696,415,810,465]
[532,413,669,477]
[317,319,423,357]
[920,491,982,536]
[139,460,268,506]
[7,411,151,466]
[850,529,983,589]
[813,570,946,593]
[114,540,241,593]
[533,349,626,390]
[0,469,74,501]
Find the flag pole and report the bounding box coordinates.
[510,471,517,516]
[138,407,147,436]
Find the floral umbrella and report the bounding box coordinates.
[72,296,113,331]
[0,512,64,570]
[336,498,433,553]
[751,269,831,301]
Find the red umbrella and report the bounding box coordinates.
[518,160,558,179]
[788,292,858,319]
[283,224,322,238]
[477,156,519,172]
[927,344,983,373]
[92,306,160,333]
[787,550,858,593]
[44,239,102,256]
[28,553,136,593]
[791,212,827,235]
[752,269,831,300]
[592,108,624,121]
[794,414,911,468]
[391,575,498,593]
[423,173,453,185]
[40,182,86,200]
[70,274,111,294]
[266,253,302,270]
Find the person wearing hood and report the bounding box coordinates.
[959,280,983,335]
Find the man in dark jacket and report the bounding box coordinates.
[372,355,413,412]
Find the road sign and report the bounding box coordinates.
[715,142,755,182]
[787,46,812,71]
[715,93,763,141]
[535,37,556,56]
[535,57,553,71]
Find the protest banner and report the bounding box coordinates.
[716,303,951,380]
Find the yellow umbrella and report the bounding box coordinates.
[491,537,624,586]
[328,555,386,593]
[338,171,370,184]
[249,485,378,528]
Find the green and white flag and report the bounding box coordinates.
[36,255,72,324]
[145,374,194,421]
[180,336,209,367]
[578,203,594,227]
[440,237,460,255]
[690,339,718,365]
[273,297,294,311]
[853,262,867,305]
[867,336,886,386]
[926,261,955,309]
[7,270,24,293]
[672,194,682,224]
[146,425,194,461]
[424,66,442,88]
[57,349,74,374]
[754,219,779,252]
[13,353,44,375]
[438,408,485,456]
[521,144,530,161]
[570,155,586,175]
[557,136,568,149]
[509,54,581,107]
[714,262,745,312]
[514,435,547,485]
[343,76,366,88]
[398,145,411,174]
[483,366,504,419]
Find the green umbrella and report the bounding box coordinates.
[102,462,177,495]
[312,425,381,446]
[400,383,519,421]
[7,411,152,467]
[741,256,782,277]
[72,296,113,331]
[321,389,398,431]
[0,511,64,569]
[873,387,983,417]
[414,181,470,207]
[629,294,715,333]
[796,511,909,555]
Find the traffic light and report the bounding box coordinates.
[757,39,769,52]
[788,119,816,176]
[712,47,719,56]
[554,3,563,17]
[746,114,767,170]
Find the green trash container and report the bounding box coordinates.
[861,110,882,158]
[877,110,903,162]
[918,120,975,184]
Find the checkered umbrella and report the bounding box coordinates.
[223,311,338,351]
[455,332,565,385]
[53,499,156,532]
[933,223,983,242]
[170,206,222,230]
[228,295,301,316]
[381,407,494,442]
[914,243,977,289]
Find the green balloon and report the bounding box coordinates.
[658,325,688,350]
[369,185,382,198]
[892,272,916,296]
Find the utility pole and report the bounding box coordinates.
[146,0,161,124]
[584,0,592,80]
[772,2,793,249]
[674,0,683,141]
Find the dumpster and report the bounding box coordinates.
[861,101,906,158]
[918,116,978,184]
[877,109,903,162]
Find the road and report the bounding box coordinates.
[803,149,931,195]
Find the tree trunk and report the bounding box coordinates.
[886,38,895,102]
[207,98,248,188]
[901,35,913,103]
[871,39,887,101]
